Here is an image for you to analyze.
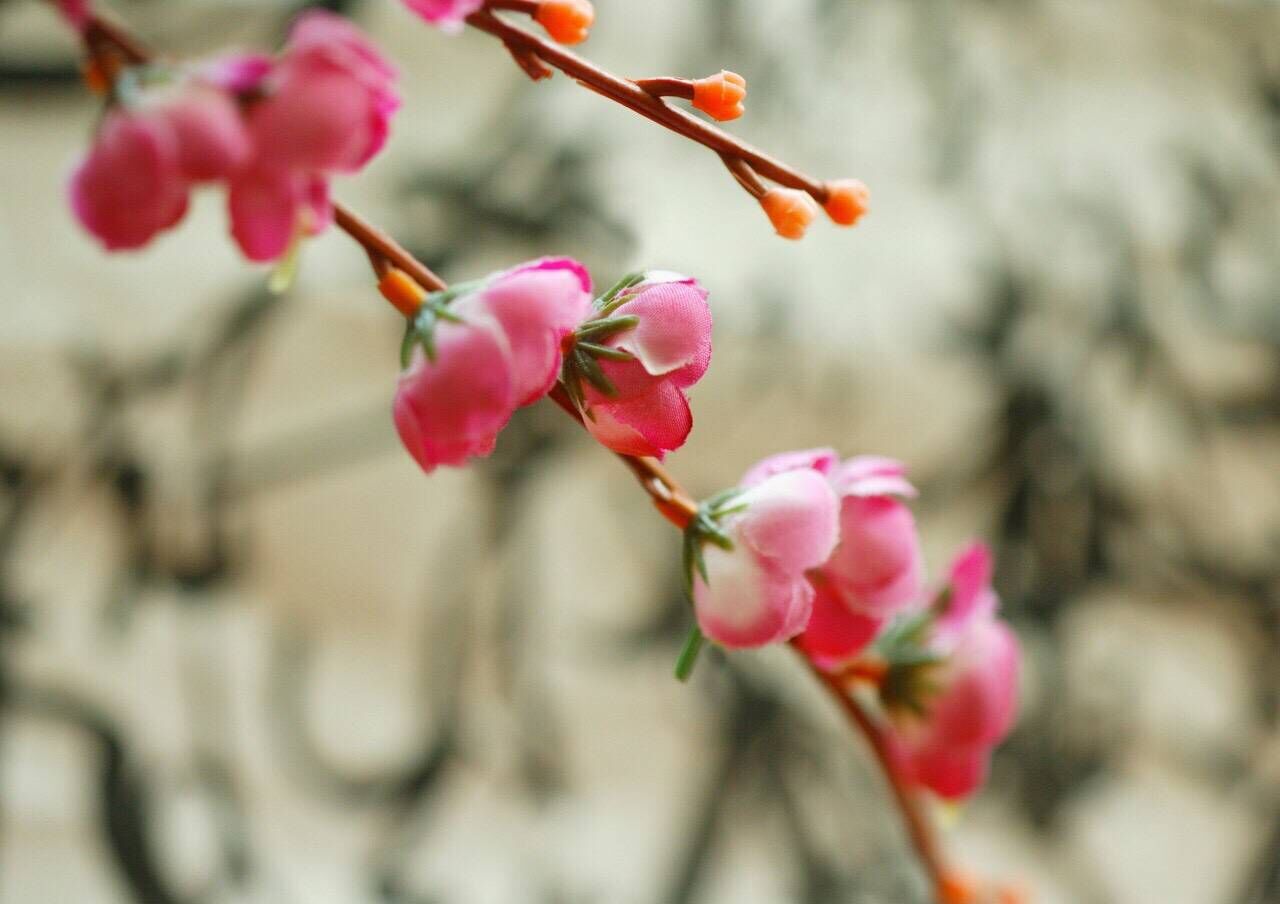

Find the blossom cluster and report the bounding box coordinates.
[69,12,398,261]
[690,449,1020,800]
[390,263,712,469]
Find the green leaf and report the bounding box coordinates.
[674,624,705,682]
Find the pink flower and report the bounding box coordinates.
[578,273,712,458]
[693,469,839,649]
[69,110,191,251]
[822,456,924,618]
[55,0,90,30]
[228,11,399,261]
[796,575,886,668]
[891,543,1021,800]
[393,258,593,472]
[401,0,485,32]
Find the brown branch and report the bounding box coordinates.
[464,8,831,203]
[71,11,950,899]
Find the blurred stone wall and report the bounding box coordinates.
[1,0,1279,902]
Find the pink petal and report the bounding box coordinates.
[610,278,711,379]
[393,319,516,472]
[826,495,924,617]
[55,0,90,31]
[736,469,840,573]
[797,576,886,669]
[833,455,917,499]
[908,743,990,801]
[693,546,812,649]
[473,258,594,405]
[740,447,839,488]
[163,87,251,181]
[584,381,694,458]
[934,542,998,643]
[401,0,485,30]
[69,112,190,251]
[199,53,274,95]
[227,168,301,262]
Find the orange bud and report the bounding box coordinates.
[379,267,427,318]
[940,871,980,904]
[760,188,819,240]
[824,178,870,227]
[995,882,1031,904]
[536,0,594,45]
[81,58,110,96]
[692,70,747,122]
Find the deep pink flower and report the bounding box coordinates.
[796,576,886,668]
[394,318,514,472]
[401,0,485,32]
[55,0,90,30]
[822,456,924,618]
[891,543,1020,800]
[580,274,712,458]
[228,11,399,261]
[392,258,593,472]
[693,469,839,649]
[69,111,190,251]
[163,86,253,181]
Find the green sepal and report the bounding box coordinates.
[674,625,706,682]
[575,348,617,397]
[574,315,640,342]
[577,341,635,362]
[595,272,645,313]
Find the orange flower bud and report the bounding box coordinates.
[692,70,747,122]
[81,58,110,96]
[760,188,819,240]
[536,0,594,45]
[824,178,870,227]
[940,871,980,904]
[379,267,427,318]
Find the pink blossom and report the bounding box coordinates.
[228,11,399,261]
[891,543,1020,800]
[394,319,514,472]
[401,0,485,32]
[693,469,839,649]
[392,258,593,472]
[69,111,190,251]
[163,86,253,181]
[55,0,90,30]
[580,274,712,459]
[822,456,924,618]
[795,575,886,668]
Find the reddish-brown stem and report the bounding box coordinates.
[794,642,951,895]
[465,8,830,203]
[73,11,947,898]
[487,0,541,12]
[720,154,767,199]
[633,76,694,101]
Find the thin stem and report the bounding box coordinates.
[634,76,694,101]
[793,641,950,897]
[465,8,830,202]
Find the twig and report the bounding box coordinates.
[70,12,951,899]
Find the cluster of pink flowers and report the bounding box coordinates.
[393,263,713,471]
[69,12,399,261]
[690,448,1020,799]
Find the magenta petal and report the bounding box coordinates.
[909,744,990,801]
[740,447,839,488]
[164,88,252,181]
[55,0,90,31]
[694,546,809,649]
[227,169,301,262]
[833,455,917,499]
[401,0,485,30]
[200,52,274,94]
[393,320,516,472]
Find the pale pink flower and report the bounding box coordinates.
[392,258,593,472]
[228,11,399,260]
[69,111,190,251]
[401,0,485,32]
[822,456,924,618]
[891,543,1021,800]
[693,469,839,649]
[580,274,712,459]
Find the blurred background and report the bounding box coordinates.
[2,0,1280,901]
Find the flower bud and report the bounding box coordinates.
[379,268,427,318]
[760,187,819,240]
[576,273,712,459]
[823,178,869,227]
[940,871,980,904]
[691,70,746,122]
[693,470,839,649]
[535,0,595,45]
